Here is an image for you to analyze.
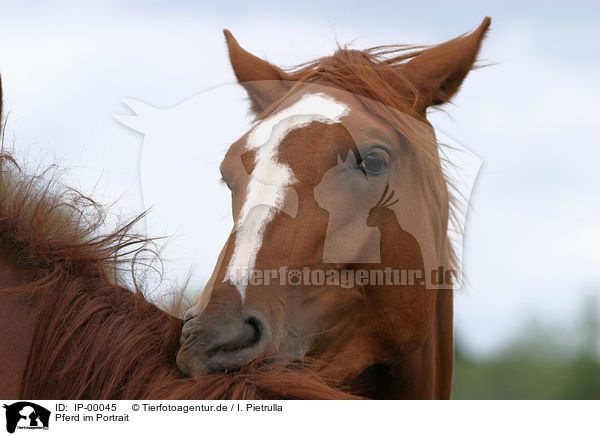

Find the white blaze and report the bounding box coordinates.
[225,93,349,298]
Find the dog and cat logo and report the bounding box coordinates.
[3,402,50,433]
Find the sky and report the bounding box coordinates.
[1,0,599,355]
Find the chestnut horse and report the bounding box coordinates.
[177,18,490,399]
[0,18,489,399]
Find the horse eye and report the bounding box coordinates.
[358,150,390,176]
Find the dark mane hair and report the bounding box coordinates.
[0,152,359,399]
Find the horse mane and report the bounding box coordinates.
[0,152,359,399]
[267,45,460,273]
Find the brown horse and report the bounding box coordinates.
[177,18,491,399]
[0,18,489,399]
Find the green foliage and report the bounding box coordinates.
[453,296,600,399]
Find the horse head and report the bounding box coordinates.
[177,18,490,398]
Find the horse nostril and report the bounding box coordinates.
[200,311,271,371]
[178,305,272,374]
[243,316,264,348]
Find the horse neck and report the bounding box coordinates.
[355,288,453,399]
[399,288,454,399]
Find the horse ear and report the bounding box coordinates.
[398,17,491,115]
[223,30,291,114]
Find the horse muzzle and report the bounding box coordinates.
[176,304,271,377]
